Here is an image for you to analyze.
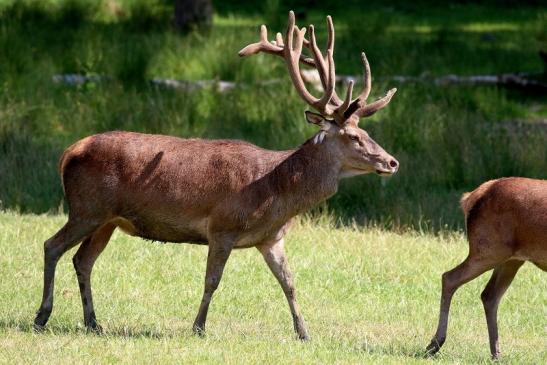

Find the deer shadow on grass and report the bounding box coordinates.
[358,342,433,360]
[0,318,183,339]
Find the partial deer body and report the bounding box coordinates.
[56,132,340,247]
[426,177,547,359]
[34,12,398,338]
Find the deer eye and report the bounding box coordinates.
[349,135,359,141]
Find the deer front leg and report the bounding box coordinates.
[192,238,234,336]
[257,238,309,341]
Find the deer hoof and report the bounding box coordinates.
[192,324,206,337]
[425,338,444,357]
[298,333,310,341]
[33,323,46,333]
[86,323,103,334]
[34,309,51,331]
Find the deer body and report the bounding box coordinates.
[34,11,399,338]
[60,131,340,247]
[426,177,547,359]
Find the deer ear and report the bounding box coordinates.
[305,111,327,126]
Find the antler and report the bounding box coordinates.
[238,23,316,67]
[283,12,336,116]
[239,11,396,125]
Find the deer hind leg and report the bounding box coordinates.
[425,254,501,356]
[192,237,234,336]
[480,259,524,360]
[34,218,102,330]
[257,238,309,340]
[72,222,116,333]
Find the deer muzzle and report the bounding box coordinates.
[375,156,399,176]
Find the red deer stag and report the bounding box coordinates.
[34,11,399,339]
[426,177,547,359]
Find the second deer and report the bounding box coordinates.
[426,177,547,359]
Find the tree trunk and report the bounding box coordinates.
[174,0,212,31]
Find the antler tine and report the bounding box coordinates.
[325,16,334,61]
[324,15,343,106]
[339,52,371,120]
[293,26,305,55]
[355,88,397,118]
[358,52,372,101]
[283,12,312,103]
[238,22,315,67]
[260,24,268,42]
[344,52,396,121]
[275,32,284,47]
[308,25,327,83]
[308,23,342,106]
[339,80,354,114]
[323,49,336,107]
[238,25,278,57]
[284,11,335,115]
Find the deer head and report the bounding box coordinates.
[239,11,399,177]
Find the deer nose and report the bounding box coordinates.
[388,159,399,170]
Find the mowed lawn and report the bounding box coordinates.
[0,212,545,364]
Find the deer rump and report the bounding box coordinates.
[60,131,294,246]
[461,177,547,267]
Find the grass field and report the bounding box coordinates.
[0,2,546,362]
[0,212,545,364]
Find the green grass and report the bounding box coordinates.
[0,212,545,364]
[0,0,546,230]
[0,2,545,363]
[1,3,545,362]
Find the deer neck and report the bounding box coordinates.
[266,138,341,216]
